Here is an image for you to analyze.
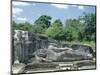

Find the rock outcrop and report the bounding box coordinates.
[32,44,94,63]
[12,30,94,64]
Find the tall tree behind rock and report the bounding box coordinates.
[46,19,67,41]
[65,19,82,41]
[79,13,96,41]
[33,15,52,34]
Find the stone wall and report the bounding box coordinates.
[12,30,49,64]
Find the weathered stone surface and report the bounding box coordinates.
[33,44,94,62]
[63,44,94,54]
[12,30,94,64]
[12,63,26,74]
[12,30,95,74]
[12,30,49,64]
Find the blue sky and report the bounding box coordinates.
[12,1,96,25]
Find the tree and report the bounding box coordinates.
[12,21,18,30]
[33,15,52,34]
[65,19,82,41]
[52,19,63,27]
[45,19,67,41]
[12,21,34,32]
[18,22,33,32]
[80,13,96,41]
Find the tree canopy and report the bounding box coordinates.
[12,13,96,42]
[79,13,96,41]
[33,15,52,34]
[46,19,67,41]
[65,19,84,41]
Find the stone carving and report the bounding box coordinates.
[12,30,95,74]
[12,30,94,64]
[33,44,93,63]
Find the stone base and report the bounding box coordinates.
[12,63,26,74]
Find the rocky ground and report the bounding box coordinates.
[12,44,96,74]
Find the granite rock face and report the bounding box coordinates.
[12,30,49,64]
[33,44,94,63]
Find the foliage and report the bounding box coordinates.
[12,21,18,30]
[18,22,33,31]
[12,13,96,42]
[79,13,96,41]
[65,19,83,41]
[12,21,33,32]
[33,15,52,33]
[45,19,67,41]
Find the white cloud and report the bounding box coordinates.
[12,1,30,6]
[12,15,16,18]
[71,5,85,10]
[51,4,69,9]
[12,7,23,15]
[78,6,84,10]
[17,17,27,21]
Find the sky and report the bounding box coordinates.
[12,1,96,25]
